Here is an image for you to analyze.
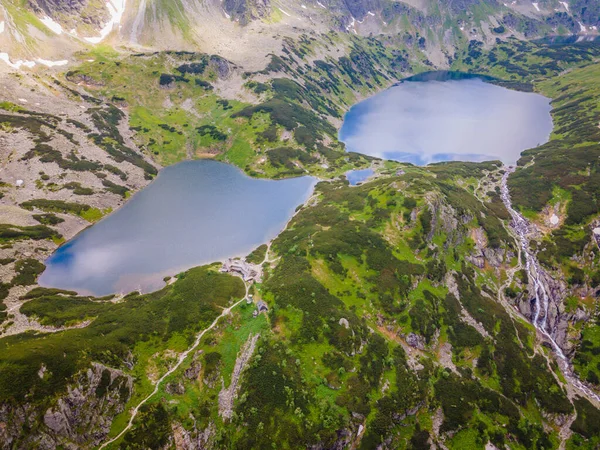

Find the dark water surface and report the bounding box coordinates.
[339,74,553,165]
[40,160,315,295]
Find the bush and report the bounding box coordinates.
[12,259,45,286]
[0,223,60,242]
[21,199,91,216]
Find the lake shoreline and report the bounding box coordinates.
[40,160,316,296]
[338,74,553,166]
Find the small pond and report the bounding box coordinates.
[346,168,374,185]
[39,160,315,296]
[339,72,553,165]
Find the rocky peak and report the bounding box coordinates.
[28,0,110,29]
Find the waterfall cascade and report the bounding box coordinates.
[500,168,600,403]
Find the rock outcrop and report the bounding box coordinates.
[0,362,132,449]
[28,0,110,29]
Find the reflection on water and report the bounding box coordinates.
[40,160,315,295]
[339,76,553,165]
[346,168,374,185]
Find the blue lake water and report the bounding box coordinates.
[346,168,374,185]
[39,160,315,296]
[339,75,553,165]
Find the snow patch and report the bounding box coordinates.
[550,214,559,225]
[593,227,600,236]
[578,21,586,32]
[0,53,68,69]
[301,4,307,9]
[346,16,357,33]
[278,7,291,17]
[0,53,36,69]
[532,2,540,12]
[316,1,326,8]
[36,58,68,67]
[367,11,375,16]
[40,15,63,34]
[84,0,126,44]
[560,1,569,12]
[223,8,231,18]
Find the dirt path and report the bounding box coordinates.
[99,285,248,449]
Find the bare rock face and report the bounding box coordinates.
[185,360,202,380]
[28,0,110,29]
[466,250,486,269]
[482,247,504,267]
[209,56,235,80]
[172,422,216,450]
[516,292,534,321]
[0,362,132,449]
[406,332,426,350]
[339,0,381,21]
[223,0,271,25]
[437,202,461,246]
[165,382,186,395]
[466,226,504,268]
[219,334,259,420]
[573,0,600,27]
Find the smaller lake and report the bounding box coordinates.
[346,168,374,185]
[339,74,553,165]
[39,160,315,296]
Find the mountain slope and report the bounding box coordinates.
[0,0,600,448]
[1,0,598,69]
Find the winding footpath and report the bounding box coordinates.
[500,168,600,405]
[99,284,249,449]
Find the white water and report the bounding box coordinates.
[501,168,600,403]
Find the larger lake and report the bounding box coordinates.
[40,160,315,296]
[339,74,553,165]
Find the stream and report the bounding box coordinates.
[500,168,600,403]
